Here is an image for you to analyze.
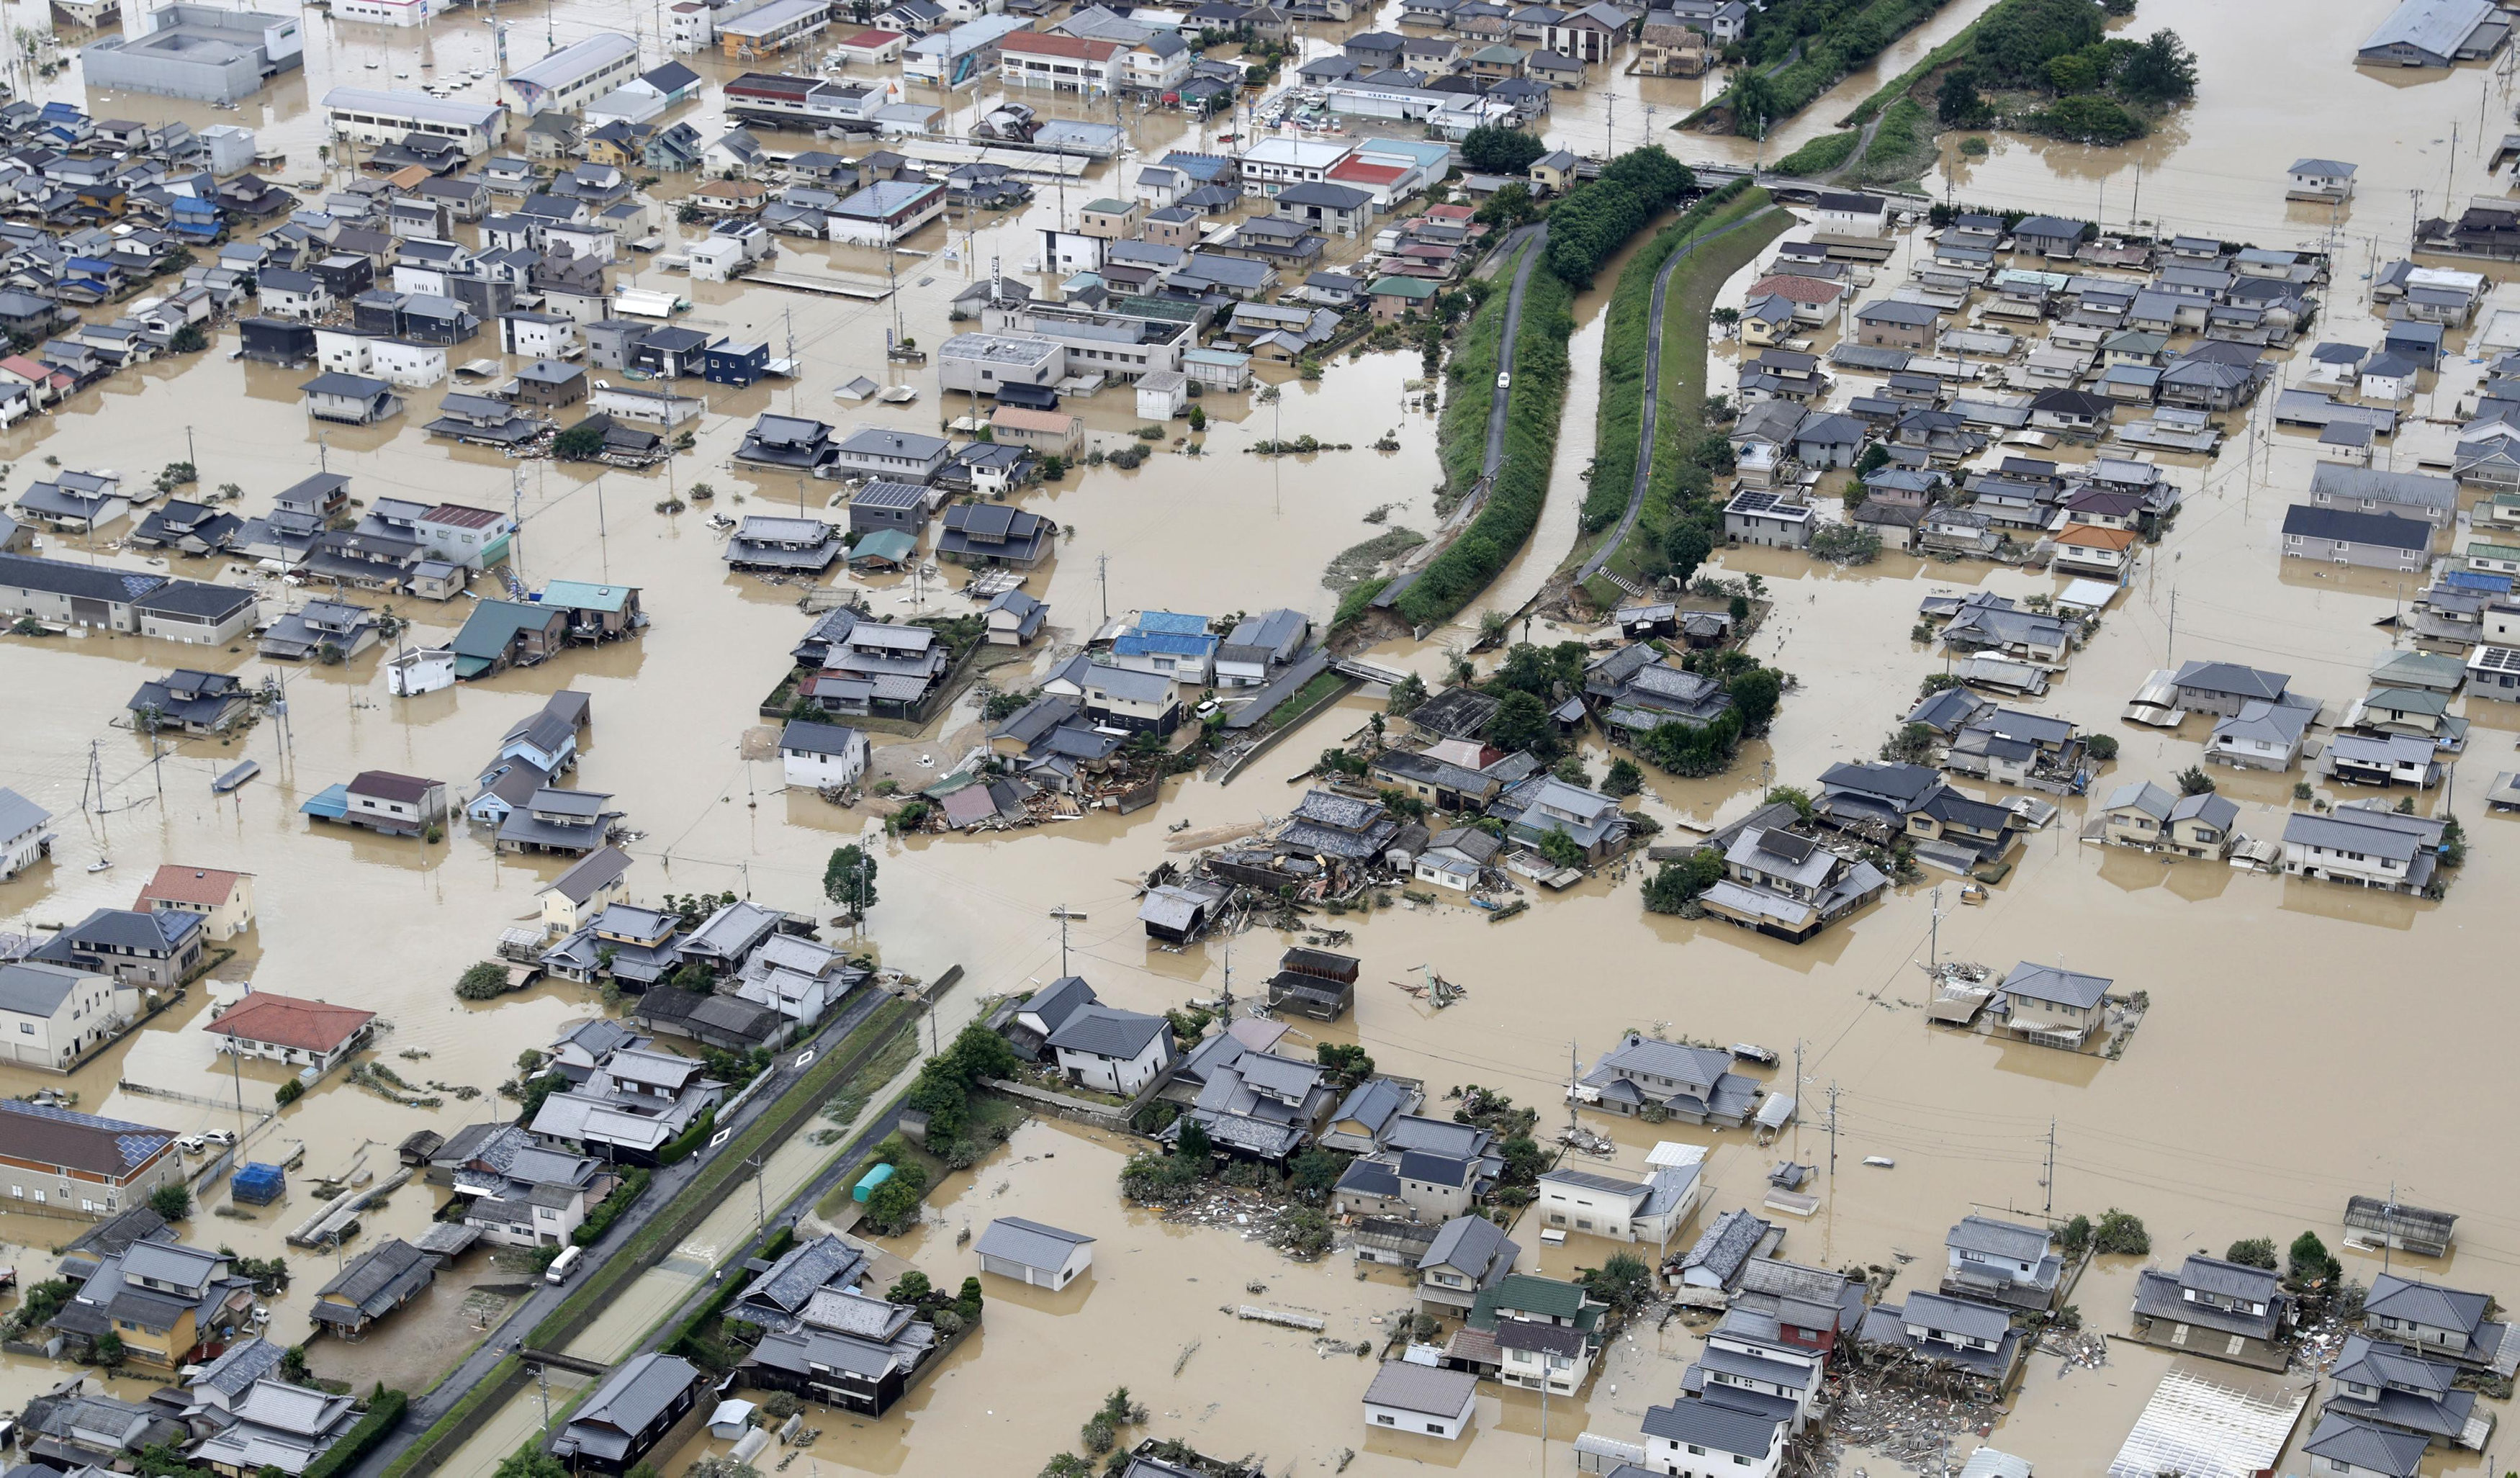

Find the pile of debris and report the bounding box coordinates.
[1817,1373,1997,1472]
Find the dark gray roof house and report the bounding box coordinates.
[549,1353,701,1472]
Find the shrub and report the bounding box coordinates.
[2092,1209,2149,1256]
[301,1390,406,1478]
[2225,1238,2277,1270]
[1642,850,1723,913]
[150,1183,192,1221]
[1809,524,1882,565]
[2287,1230,2341,1287]
[274,1078,303,1107]
[2084,733,2119,762]
[571,1168,651,1245]
[1774,131,1858,176]
[455,961,508,1000]
[860,1163,930,1235]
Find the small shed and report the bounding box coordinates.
[852,1161,896,1203]
[974,1215,1095,1288]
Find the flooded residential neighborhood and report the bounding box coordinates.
[0,0,2512,1474]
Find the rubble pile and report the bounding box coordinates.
[1817,1374,1996,1474]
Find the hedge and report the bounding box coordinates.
[570,1168,651,1246]
[377,1360,518,1478]
[304,1389,407,1478]
[1395,262,1575,626]
[655,1107,715,1166]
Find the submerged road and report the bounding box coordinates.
[1576,206,1779,585]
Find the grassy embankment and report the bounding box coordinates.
[1575,184,1769,551]
[1582,208,1793,609]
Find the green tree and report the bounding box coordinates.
[1603,758,1644,797]
[2033,94,2145,144]
[1387,672,1428,717]
[1642,850,1723,912]
[2287,1230,2340,1287]
[2084,733,2120,762]
[555,421,611,460]
[149,1183,192,1221]
[1187,404,1205,432]
[454,961,508,1000]
[1551,754,1590,786]
[2225,1238,2277,1270]
[170,323,208,354]
[2115,29,2197,105]
[1763,784,1814,819]
[2092,1208,2150,1255]
[886,1270,933,1305]
[861,1171,927,1235]
[2046,50,2099,93]
[1579,1253,1656,1316]
[93,1330,125,1367]
[942,1020,1020,1084]
[1173,1117,1212,1163]
[1538,829,1587,870]
[824,844,879,914]
[1473,181,1537,229]
[1725,69,1781,138]
[1287,1148,1341,1196]
[2177,765,2215,796]
[1937,68,1989,127]
[1726,667,1783,736]
[1459,124,1546,174]
[1662,522,1714,585]
[494,1450,570,1478]
[1315,1042,1374,1087]
[1487,690,1557,757]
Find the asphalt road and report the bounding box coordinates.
[1482,222,1549,482]
[348,984,899,1478]
[1576,206,1779,585]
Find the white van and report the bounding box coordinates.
[544,1245,585,1285]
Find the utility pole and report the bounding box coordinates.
[1825,1081,1838,1181]
[2043,1118,2056,1217]
[750,1153,767,1230]
[1567,1040,1580,1139]
[1049,906,1081,975]
[2165,585,2177,665]
[1097,551,1110,625]
[1218,932,1233,1022]
[1927,884,1942,969]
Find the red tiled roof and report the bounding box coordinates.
[422,502,504,528]
[209,993,377,1054]
[1747,273,1843,305]
[138,865,247,909]
[1002,31,1123,59]
[1328,158,1407,186]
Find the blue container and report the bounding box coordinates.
[231,1163,286,1205]
[852,1162,896,1204]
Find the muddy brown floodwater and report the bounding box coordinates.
[0,0,2509,1470]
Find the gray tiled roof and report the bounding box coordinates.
[1362,1360,1476,1417]
[973,1215,1094,1272]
